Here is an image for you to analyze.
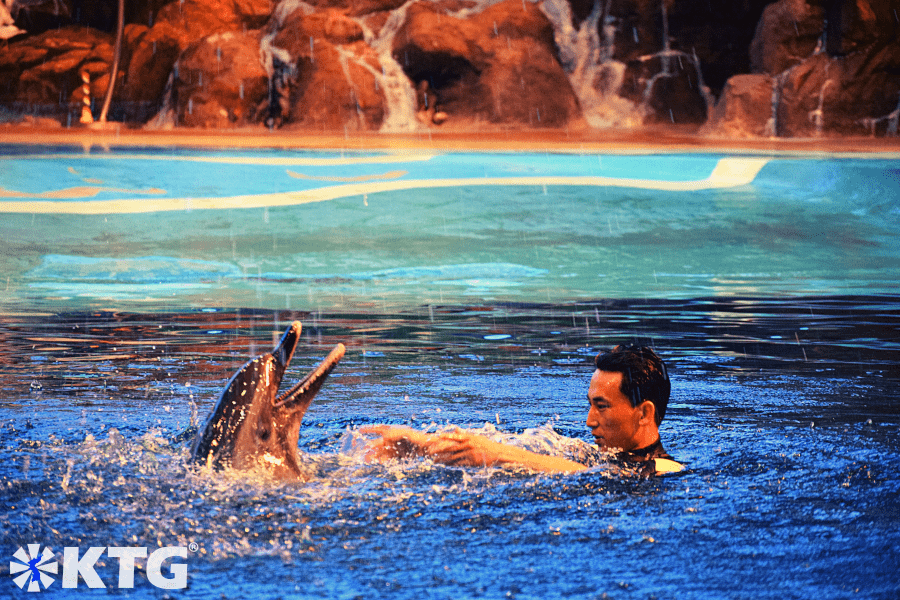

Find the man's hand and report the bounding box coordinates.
[427,430,506,467]
[362,425,586,473]
[360,425,437,461]
[360,425,497,465]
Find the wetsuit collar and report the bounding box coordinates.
[617,438,665,463]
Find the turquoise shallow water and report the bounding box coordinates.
[1,147,898,310]
[0,146,898,598]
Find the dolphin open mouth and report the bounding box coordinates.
[274,342,346,409]
[190,320,347,477]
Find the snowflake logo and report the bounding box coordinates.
[10,544,58,592]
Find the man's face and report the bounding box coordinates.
[586,369,643,452]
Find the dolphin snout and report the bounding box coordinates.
[274,343,346,409]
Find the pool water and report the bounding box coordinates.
[1,148,898,310]
[0,146,898,599]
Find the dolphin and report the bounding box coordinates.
[191,320,345,479]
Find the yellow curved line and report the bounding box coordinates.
[0,186,166,199]
[0,158,769,215]
[286,169,408,182]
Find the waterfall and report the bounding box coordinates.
[659,0,670,76]
[808,77,833,137]
[540,0,640,128]
[258,0,312,127]
[888,95,900,136]
[763,74,781,137]
[354,0,421,133]
[259,0,307,79]
[631,1,714,122]
[764,17,833,139]
[145,69,177,130]
[258,0,419,132]
[860,92,900,137]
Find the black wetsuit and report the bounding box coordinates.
[616,438,677,478]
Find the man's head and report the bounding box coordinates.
[594,345,670,424]
[586,345,670,452]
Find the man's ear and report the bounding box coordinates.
[638,400,656,425]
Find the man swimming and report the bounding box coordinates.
[365,345,683,477]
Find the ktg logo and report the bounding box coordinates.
[10,544,188,592]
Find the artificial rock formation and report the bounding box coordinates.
[124,0,273,123]
[705,0,900,137]
[262,6,385,130]
[0,26,116,123]
[1,0,898,136]
[172,30,270,128]
[702,74,775,138]
[392,0,581,127]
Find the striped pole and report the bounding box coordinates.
[80,70,93,124]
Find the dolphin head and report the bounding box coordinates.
[191,321,345,479]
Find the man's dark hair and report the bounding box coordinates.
[594,345,670,425]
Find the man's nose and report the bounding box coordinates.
[586,406,598,427]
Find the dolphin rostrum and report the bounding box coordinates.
[191,321,345,479]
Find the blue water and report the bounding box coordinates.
[0,146,898,598]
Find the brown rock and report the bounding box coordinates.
[777,40,900,136]
[0,25,114,118]
[120,21,184,109]
[481,39,578,127]
[300,0,409,18]
[173,30,269,127]
[702,74,774,137]
[395,2,484,65]
[273,8,364,46]
[233,0,276,28]
[619,53,710,126]
[285,41,385,130]
[750,0,824,76]
[153,0,241,42]
[261,4,386,130]
[739,0,900,136]
[392,0,579,127]
[119,0,274,123]
[475,0,556,48]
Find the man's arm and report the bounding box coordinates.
[362,425,588,473]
